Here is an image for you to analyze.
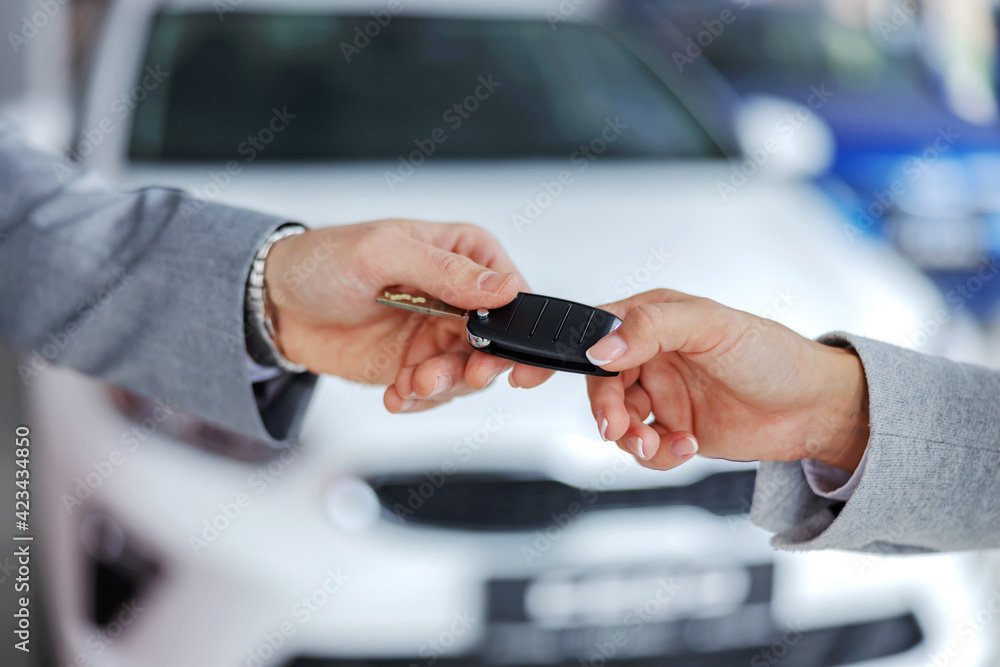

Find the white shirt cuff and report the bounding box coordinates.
[247,353,285,383]
[801,448,869,502]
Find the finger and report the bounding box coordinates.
[586,369,639,442]
[464,350,514,389]
[634,425,700,471]
[384,382,456,413]
[597,288,697,319]
[615,384,660,460]
[403,220,521,276]
[585,295,739,373]
[508,364,556,389]
[407,352,473,399]
[623,383,652,423]
[391,364,418,399]
[383,384,450,414]
[635,361,693,434]
[385,229,524,311]
[617,418,662,462]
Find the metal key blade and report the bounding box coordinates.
[376,291,468,321]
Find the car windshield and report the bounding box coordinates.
[128,13,722,162]
[663,5,930,97]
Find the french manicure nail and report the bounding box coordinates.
[596,413,608,441]
[429,376,452,397]
[586,334,628,366]
[627,436,647,459]
[670,436,699,458]
[399,399,418,412]
[479,271,514,294]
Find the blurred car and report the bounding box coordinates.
[33,0,998,666]
[623,0,1000,322]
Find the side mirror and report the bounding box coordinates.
[733,94,836,180]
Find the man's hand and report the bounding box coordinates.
[511,289,870,472]
[263,219,524,412]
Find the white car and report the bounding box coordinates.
[32,1,998,666]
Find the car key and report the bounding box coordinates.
[377,291,621,376]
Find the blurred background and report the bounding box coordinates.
[2,0,1000,665]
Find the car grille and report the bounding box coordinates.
[284,613,922,666]
[366,469,757,531]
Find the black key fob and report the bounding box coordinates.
[465,293,621,376]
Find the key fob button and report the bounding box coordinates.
[475,293,521,332]
[466,293,619,377]
[556,305,593,347]
[506,294,548,338]
[534,300,571,341]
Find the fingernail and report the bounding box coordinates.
[429,375,452,397]
[479,271,514,294]
[586,334,628,366]
[670,436,699,458]
[596,412,608,441]
[627,436,649,460]
[399,399,418,413]
[508,374,520,389]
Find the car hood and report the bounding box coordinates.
[119,159,940,346]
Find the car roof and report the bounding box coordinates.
[154,0,605,22]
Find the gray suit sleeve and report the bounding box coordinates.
[0,118,315,444]
[750,333,1000,553]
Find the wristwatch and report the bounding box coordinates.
[245,224,308,373]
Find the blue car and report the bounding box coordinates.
[612,0,1000,320]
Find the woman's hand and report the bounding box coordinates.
[264,219,526,413]
[512,289,870,472]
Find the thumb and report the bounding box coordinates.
[585,295,735,372]
[387,236,523,310]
